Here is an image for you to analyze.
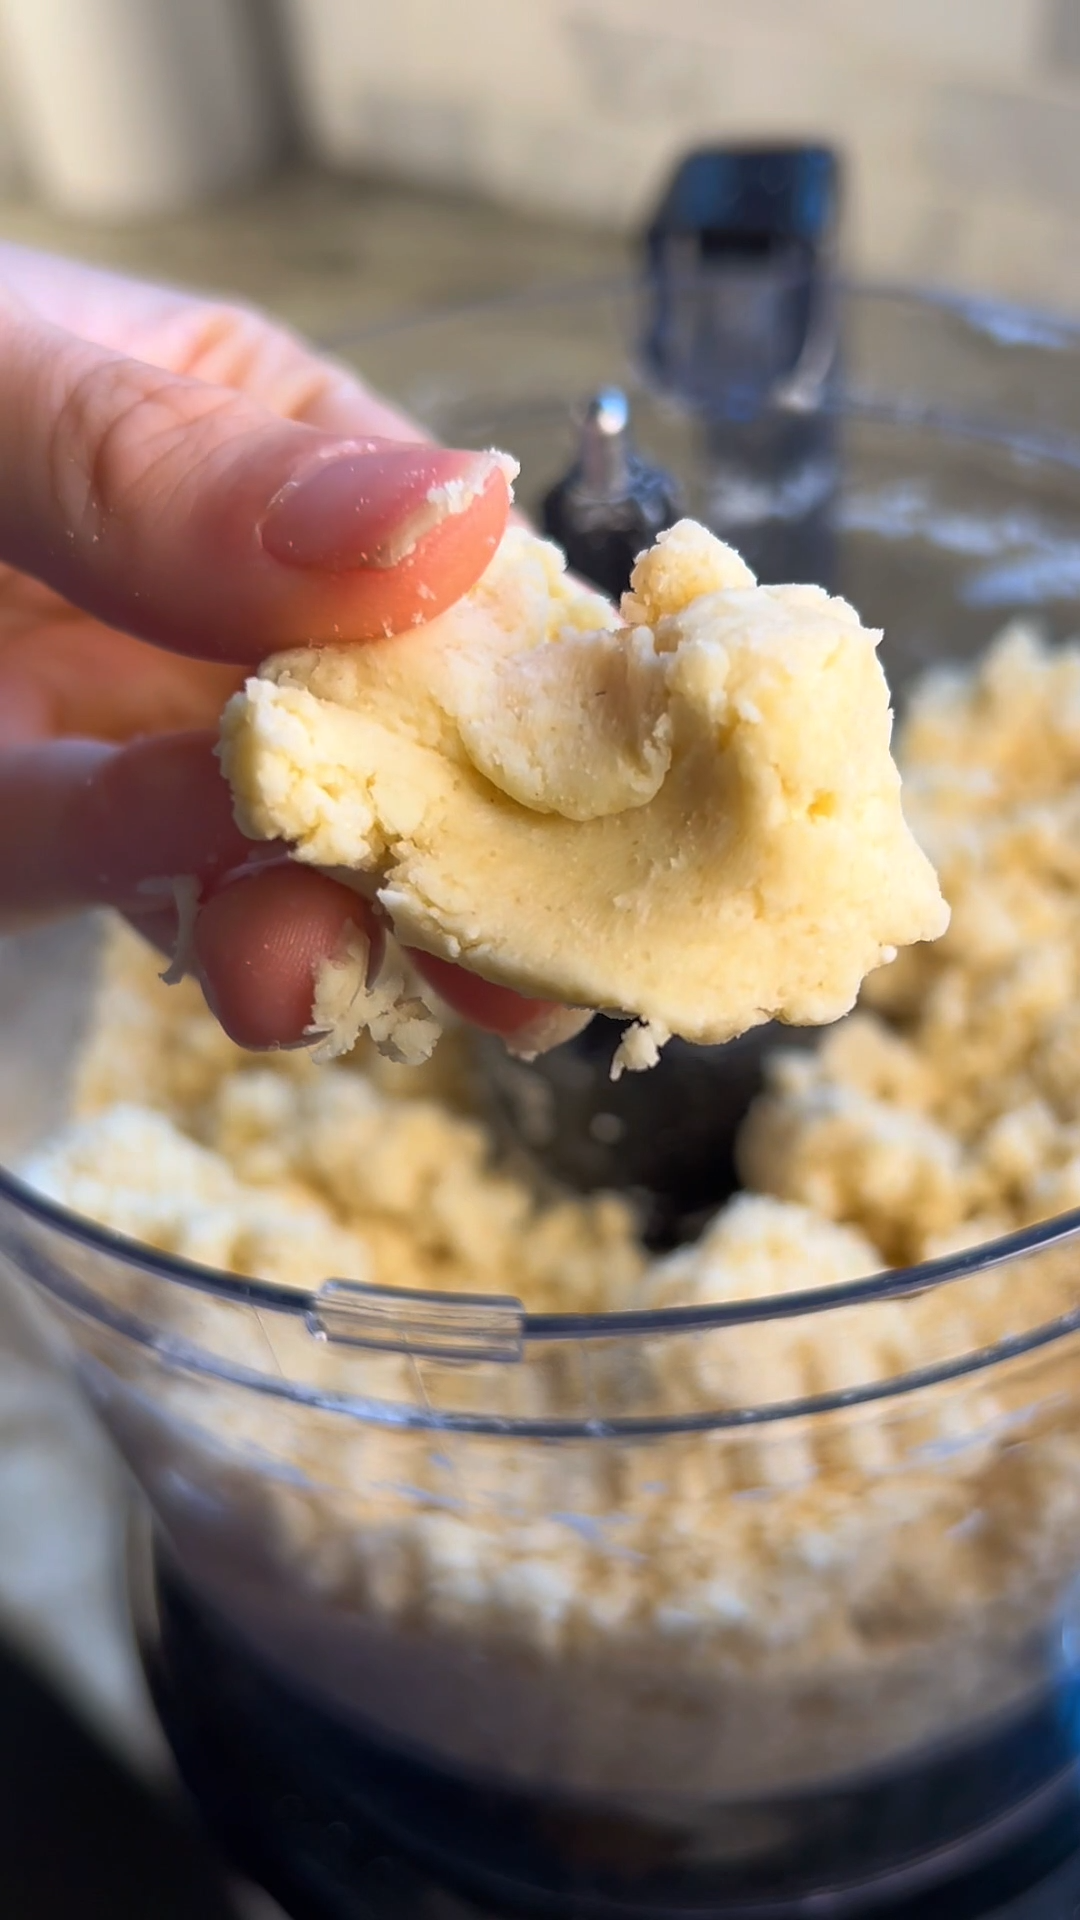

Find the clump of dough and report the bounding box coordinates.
[219,519,948,1062]
[22,1102,375,1291]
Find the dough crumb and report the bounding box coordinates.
[611,1019,671,1078]
[133,874,200,986]
[308,931,443,1067]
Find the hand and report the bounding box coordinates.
[0,246,554,1050]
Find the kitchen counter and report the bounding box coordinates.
[0,164,626,342]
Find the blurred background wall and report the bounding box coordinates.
[279,0,1080,308]
[0,0,1078,310]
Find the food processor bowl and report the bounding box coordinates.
[3,282,1080,1918]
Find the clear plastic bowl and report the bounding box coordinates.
[4,282,1080,1919]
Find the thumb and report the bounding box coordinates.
[0,290,512,663]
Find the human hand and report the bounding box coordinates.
[0,246,556,1050]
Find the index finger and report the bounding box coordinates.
[0,287,512,666]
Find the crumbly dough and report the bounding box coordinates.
[18,621,1080,1804]
[34,924,640,1315]
[219,519,947,1059]
[306,930,443,1066]
[741,623,1080,1265]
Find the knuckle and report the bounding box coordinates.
[174,300,319,409]
[173,299,267,382]
[173,298,348,424]
[45,346,230,540]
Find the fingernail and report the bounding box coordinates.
[504,1006,594,1060]
[261,444,518,572]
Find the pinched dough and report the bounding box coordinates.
[219,519,947,1062]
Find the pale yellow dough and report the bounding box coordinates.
[219,520,948,1054]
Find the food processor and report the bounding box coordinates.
[5,148,1080,1920]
